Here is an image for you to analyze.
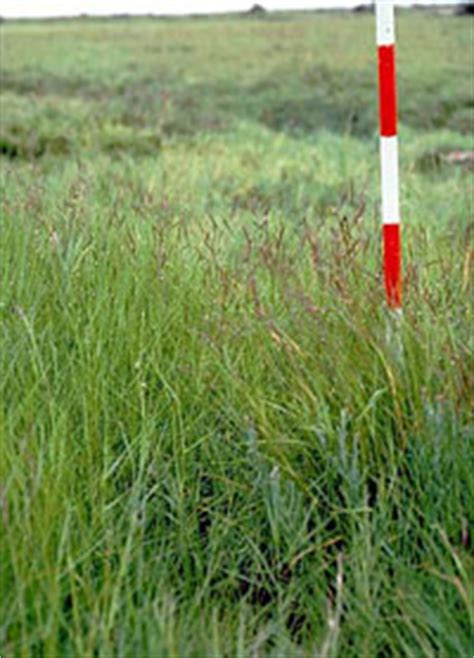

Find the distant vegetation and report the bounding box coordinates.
[2,11,472,657]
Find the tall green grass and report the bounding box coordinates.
[1,11,473,657]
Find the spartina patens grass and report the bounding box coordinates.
[1,10,473,657]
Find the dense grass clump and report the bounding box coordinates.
[1,10,473,657]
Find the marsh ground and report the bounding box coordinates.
[1,10,473,657]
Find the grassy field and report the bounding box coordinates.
[1,10,473,657]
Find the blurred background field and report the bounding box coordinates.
[2,11,473,155]
[1,10,473,658]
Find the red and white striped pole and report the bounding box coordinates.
[376,1,402,309]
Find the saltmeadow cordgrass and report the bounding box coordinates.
[1,10,473,657]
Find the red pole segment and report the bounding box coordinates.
[377,1,402,309]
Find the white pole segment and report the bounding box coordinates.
[376,2,396,46]
[380,137,400,225]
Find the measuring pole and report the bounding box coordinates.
[376,1,401,309]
